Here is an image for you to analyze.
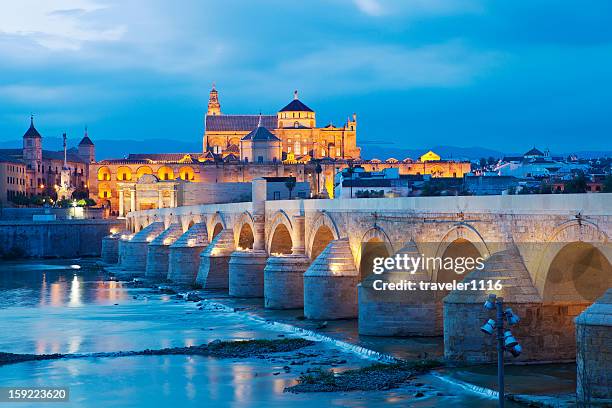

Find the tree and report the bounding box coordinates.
[603,175,612,193]
[479,157,487,168]
[315,161,322,195]
[487,156,497,165]
[285,178,296,199]
[564,171,588,194]
[72,187,90,200]
[420,181,442,196]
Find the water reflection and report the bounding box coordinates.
[0,260,127,308]
[69,275,82,307]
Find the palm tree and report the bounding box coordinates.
[285,178,296,199]
[315,161,322,196]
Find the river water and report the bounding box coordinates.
[0,259,563,407]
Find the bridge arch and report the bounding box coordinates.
[207,212,226,241]
[306,211,341,260]
[431,223,490,284]
[234,211,256,250]
[356,226,394,281]
[266,211,294,255]
[534,220,611,301]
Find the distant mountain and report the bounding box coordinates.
[360,144,612,161]
[0,138,609,161]
[359,144,508,161]
[0,138,202,160]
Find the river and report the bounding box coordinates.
[0,259,564,407]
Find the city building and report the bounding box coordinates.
[0,117,92,205]
[89,86,471,214]
[334,167,426,198]
[494,147,588,179]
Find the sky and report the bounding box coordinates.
[0,0,611,156]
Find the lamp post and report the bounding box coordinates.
[481,294,522,408]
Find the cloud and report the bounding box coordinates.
[0,0,126,50]
[352,0,482,17]
[235,41,503,97]
[353,0,385,16]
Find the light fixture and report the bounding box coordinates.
[484,293,497,310]
[504,330,518,348]
[509,344,522,357]
[480,318,496,335]
[505,308,520,325]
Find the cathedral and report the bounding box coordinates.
[203,87,360,161]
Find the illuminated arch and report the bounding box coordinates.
[266,211,293,254]
[98,182,112,199]
[157,166,174,181]
[207,212,226,241]
[233,211,256,249]
[178,166,195,181]
[116,166,132,181]
[431,223,490,282]
[136,166,153,179]
[97,166,111,181]
[356,226,394,281]
[306,211,341,260]
[533,220,610,298]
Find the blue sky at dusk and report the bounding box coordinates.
[1,0,611,157]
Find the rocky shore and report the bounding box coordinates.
[0,338,315,366]
[286,360,442,393]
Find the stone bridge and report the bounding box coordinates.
[104,179,611,385]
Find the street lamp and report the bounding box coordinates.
[481,294,522,408]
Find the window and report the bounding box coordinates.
[294,121,299,128]
[258,156,264,163]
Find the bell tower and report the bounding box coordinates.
[207,83,221,116]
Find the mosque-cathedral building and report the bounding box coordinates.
[0,87,470,211]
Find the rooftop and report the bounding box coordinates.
[205,115,277,132]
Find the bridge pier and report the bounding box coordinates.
[167,222,209,285]
[101,232,124,264]
[196,229,235,289]
[444,247,551,363]
[358,242,438,336]
[228,249,268,297]
[576,289,612,403]
[145,223,183,280]
[264,254,310,309]
[117,234,132,266]
[121,222,165,274]
[304,238,359,320]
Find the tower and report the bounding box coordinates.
[78,126,95,163]
[22,115,42,172]
[207,83,221,116]
[277,90,315,129]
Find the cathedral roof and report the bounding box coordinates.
[524,147,544,157]
[79,136,94,146]
[206,115,277,131]
[23,116,42,139]
[279,98,313,113]
[241,124,281,142]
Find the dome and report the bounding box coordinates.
[279,90,313,112]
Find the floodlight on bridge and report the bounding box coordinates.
[480,318,496,335]
[503,330,518,348]
[484,293,497,310]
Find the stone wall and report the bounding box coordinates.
[0,219,123,258]
[576,289,612,403]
